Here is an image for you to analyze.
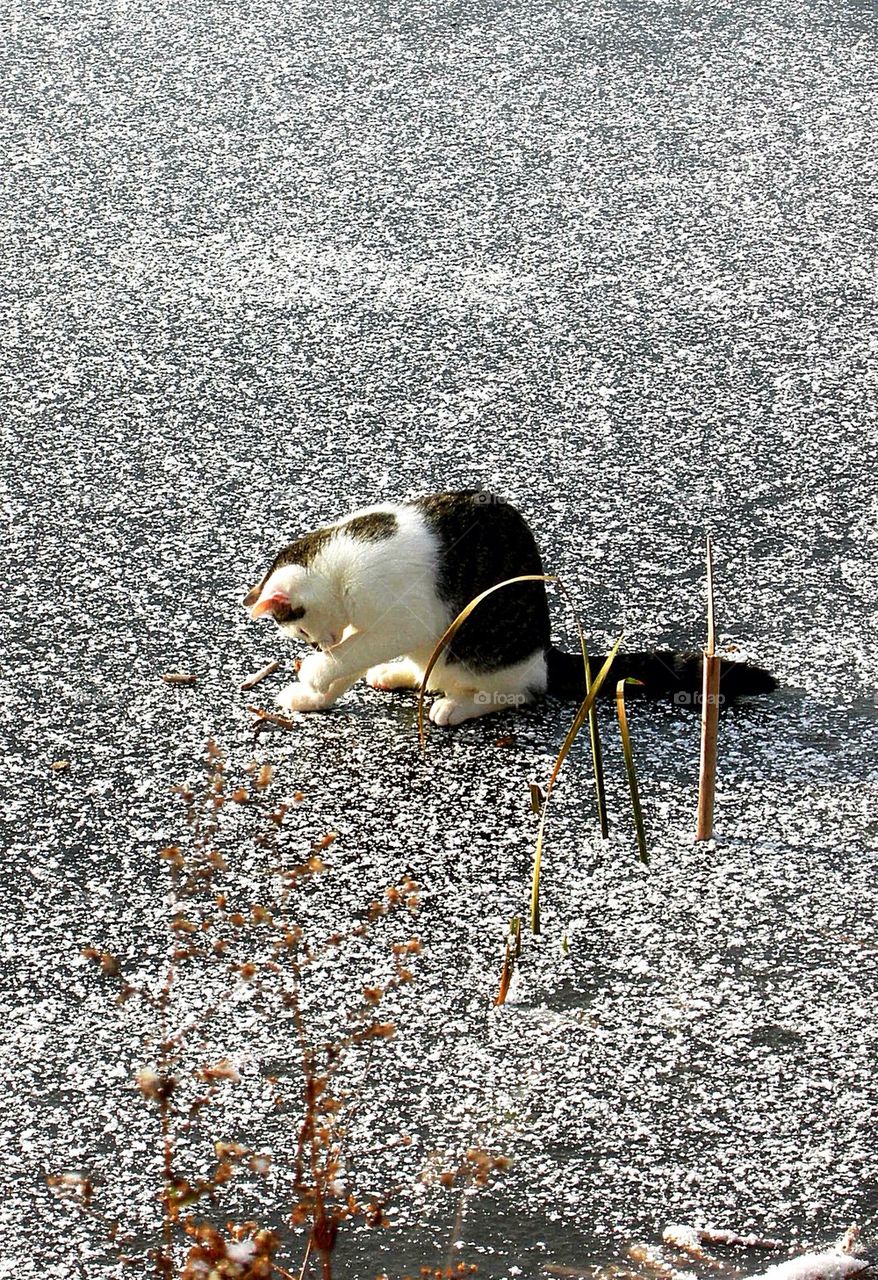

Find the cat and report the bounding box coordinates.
[243,490,776,726]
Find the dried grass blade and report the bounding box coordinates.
[695,654,721,840]
[615,679,649,864]
[416,574,558,751]
[530,636,623,933]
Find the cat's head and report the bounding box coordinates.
[244,562,347,652]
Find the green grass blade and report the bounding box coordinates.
[582,640,609,838]
[615,678,648,864]
[530,635,624,933]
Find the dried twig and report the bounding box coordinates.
[247,705,298,732]
[240,659,281,691]
[162,672,197,686]
[663,1225,786,1255]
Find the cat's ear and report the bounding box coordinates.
[249,589,291,620]
[243,583,263,608]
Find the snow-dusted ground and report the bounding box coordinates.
[2,0,877,1275]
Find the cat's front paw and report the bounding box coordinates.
[276,682,332,714]
[297,652,338,693]
[428,696,485,727]
[366,660,422,691]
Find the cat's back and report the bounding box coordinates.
[410,490,543,590]
[326,491,536,574]
[412,488,542,576]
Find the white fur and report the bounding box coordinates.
[366,659,423,690]
[251,503,548,726]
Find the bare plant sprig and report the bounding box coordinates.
[73,741,425,1279]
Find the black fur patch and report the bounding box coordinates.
[273,603,306,625]
[246,527,335,602]
[272,528,335,570]
[343,512,398,542]
[546,647,777,703]
[414,491,550,674]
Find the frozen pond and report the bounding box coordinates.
[2,0,877,1275]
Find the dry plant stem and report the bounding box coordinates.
[543,1268,595,1278]
[530,636,624,933]
[695,656,721,840]
[696,536,720,842]
[45,1178,138,1260]
[247,704,299,731]
[297,1236,314,1280]
[417,574,559,750]
[495,917,522,1006]
[494,940,514,1007]
[663,1225,787,1255]
[705,534,716,654]
[615,680,648,864]
[240,658,281,691]
[157,883,178,1280]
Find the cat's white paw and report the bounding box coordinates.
[428,696,486,727]
[297,652,338,693]
[366,660,422,691]
[276,682,331,714]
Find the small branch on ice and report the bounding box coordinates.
[247,705,298,734]
[240,659,281,691]
[663,1225,787,1256]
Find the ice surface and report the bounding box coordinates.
[1,0,877,1276]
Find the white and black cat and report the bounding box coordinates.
[244,490,776,726]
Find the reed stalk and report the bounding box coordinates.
[696,536,721,841]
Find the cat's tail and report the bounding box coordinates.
[544,646,777,705]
